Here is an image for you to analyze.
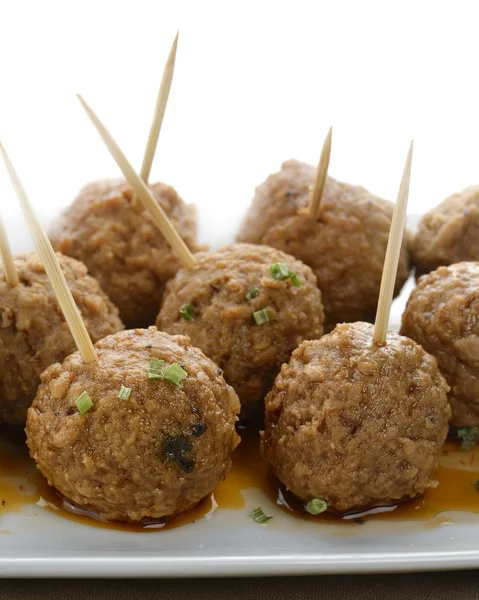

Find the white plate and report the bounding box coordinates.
[1,214,479,578]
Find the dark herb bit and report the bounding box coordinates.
[192,423,206,437]
[474,481,479,491]
[245,287,260,300]
[306,498,328,515]
[145,344,152,349]
[353,518,365,525]
[179,303,195,322]
[457,427,479,451]
[216,368,223,376]
[269,262,301,287]
[162,363,188,387]
[178,456,195,473]
[118,385,131,401]
[251,507,273,524]
[253,308,270,325]
[149,357,166,379]
[285,190,298,197]
[75,391,93,415]
[1,500,5,507]
[163,435,195,473]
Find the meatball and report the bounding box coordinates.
[49,179,201,329]
[413,186,479,277]
[157,243,324,420]
[26,327,240,522]
[0,251,123,427]
[401,262,479,427]
[237,159,412,328]
[261,322,450,513]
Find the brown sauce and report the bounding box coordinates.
[1,426,478,531]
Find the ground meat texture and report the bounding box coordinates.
[0,252,123,427]
[26,327,240,522]
[156,243,324,420]
[261,322,450,513]
[49,179,201,329]
[401,262,479,427]
[237,160,412,328]
[413,187,479,278]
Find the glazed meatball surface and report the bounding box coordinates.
[50,179,201,329]
[26,328,240,522]
[237,159,411,328]
[0,252,123,427]
[413,186,479,277]
[157,243,324,420]
[261,322,450,513]
[401,262,479,427]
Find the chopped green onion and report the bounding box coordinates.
[458,427,479,451]
[306,498,328,515]
[245,288,260,300]
[269,262,301,287]
[161,363,188,387]
[148,357,165,379]
[251,507,272,524]
[289,272,301,288]
[118,385,131,401]
[269,262,290,280]
[75,391,93,415]
[179,304,195,322]
[253,308,270,325]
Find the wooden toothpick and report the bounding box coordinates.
[140,31,179,185]
[373,141,413,345]
[308,126,333,219]
[77,94,196,269]
[0,215,19,286]
[0,142,98,363]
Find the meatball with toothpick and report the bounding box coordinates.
[261,322,450,513]
[50,179,201,329]
[26,328,240,522]
[237,159,412,329]
[0,251,123,427]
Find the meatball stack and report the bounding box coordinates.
[237,159,412,329]
[0,251,123,427]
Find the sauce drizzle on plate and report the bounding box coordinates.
[1,427,478,531]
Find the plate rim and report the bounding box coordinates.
[1,550,479,578]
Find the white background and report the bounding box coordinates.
[0,0,478,250]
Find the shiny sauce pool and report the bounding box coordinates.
[1,427,478,531]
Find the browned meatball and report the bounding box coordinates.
[261,322,450,513]
[157,243,324,420]
[49,179,201,329]
[26,327,240,522]
[401,262,479,427]
[237,159,412,329]
[413,187,479,278]
[0,251,123,427]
